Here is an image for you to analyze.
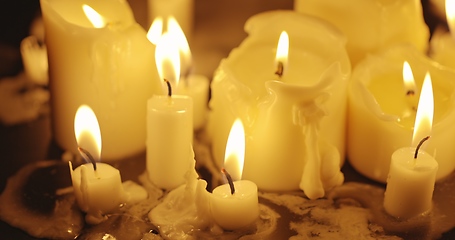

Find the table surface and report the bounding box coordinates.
[1,0,454,239]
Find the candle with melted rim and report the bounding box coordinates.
[430,0,455,69]
[41,0,162,160]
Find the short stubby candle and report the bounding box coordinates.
[40,0,162,161]
[70,105,125,223]
[295,0,429,66]
[348,45,455,183]
[211,119,259,230]
[209,11,350,192]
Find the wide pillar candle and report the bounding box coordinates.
[295,0,429,66]
[209,11,350,192]
[41,0,162,161]
[348,45,455,183]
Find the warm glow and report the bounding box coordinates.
[74,105,102,161]
[275,31,289,75]
[147,17,163,45]
[168,16,192,75]
[224,119,245,181]
[402,61,417,95]
[446,0,455,37]
[412,72,434,147]
[155,32,181,88]
[82,4,105,28]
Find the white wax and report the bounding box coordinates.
[209,11,351,192]
[295,0,429,66]
[41,0,162,161]
[384,147,438,219]
[348,45,455,183]
[69,162,125,216]
[146,95,193,190]
[430,28,455,69]
[177,74,210,130]
[210,180,259,230]
[147,0,194,37]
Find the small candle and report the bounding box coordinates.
[20,35,48,85]
[168,17,210,130]
[211,119,259,230]
[348,45,455,183]
[384,74,438,219]
[41,0,162,160]
[294,0,429,66]
[429,0,455,69]
[69,105,125,224]
[146,32,193,190]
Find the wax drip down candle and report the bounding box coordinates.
[69,105,126,224]
[146,32,193,190]
[209,11,350,193]
[41,0,162,161]
[348,45,455,183]
[210,119,259,230]
[384,74,438,219]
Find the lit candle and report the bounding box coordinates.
[20,36,48,85]
[429,0,455,69]
[211,119,259,230]
[147,0,194,37]
[41,0,162,161]
[294,0,429,66]
[209,11,351,184]
[168,17,210,130]
[348,45,455,183]
[69,105,125,224]
[384,73,438,219]
[146,32,193,190]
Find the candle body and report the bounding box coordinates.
[146,95,193,190]
[429,29,455,69]
[177,74,210,130]
[210,180,259,230]
[69,162,125,215]
[209,11,350,192]
[294,0,429,66]
[384,147,438,219]
[41,0,161,161]
[147,0,194,37]
[348,45,455,182]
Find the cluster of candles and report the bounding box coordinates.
[31,0,455,230]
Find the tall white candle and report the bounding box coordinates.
[146,32,193,190]
[348,45,455,183]
[210,119,259,230]
[41,0,162,161]
[70,105,125,224]
[384,74,438,219]
[147,0,194,37]
[429,0,455,69]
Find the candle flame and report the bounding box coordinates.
[402,61,417,96]
[224,119,245,181]
[155,32,181,89]
[82,4,105,28]
[446,0,455,38]
[275,31,289,77]
[74,105,102,161]
[168,16,192,76]
[412,72,434,147]
[147,17,163,45]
